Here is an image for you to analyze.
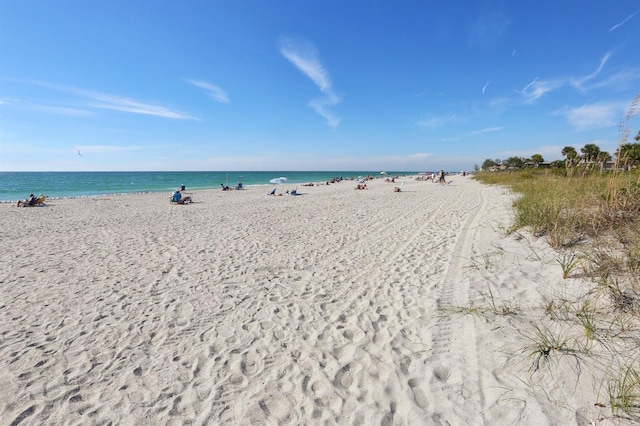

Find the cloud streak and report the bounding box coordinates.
[466,127,502,136]
[75,145,144,153]
[279,38,342,128]
[570,51,612,90]
[609,10,639,32]
[0,98,94,117]
[555,101,629,131]
[86,93,198,120]
[520,52,639,100]
[25,80,199,120]
[186,79,229,103]
[416,114,459,128]
[520,77,564,103]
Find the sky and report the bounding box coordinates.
[1,0,640,172]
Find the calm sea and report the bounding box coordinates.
[0,171,418,202]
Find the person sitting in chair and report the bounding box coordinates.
[17,194,37,207]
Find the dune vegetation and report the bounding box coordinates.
[473,145,640,419]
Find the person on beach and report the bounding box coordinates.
[180,184,186,191]
[220,184,230,191]
[439,170,446,186]
[170,190,192,204]
[17,194,37,207]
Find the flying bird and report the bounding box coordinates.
[78,150,83,156]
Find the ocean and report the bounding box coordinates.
[0,171,418,202]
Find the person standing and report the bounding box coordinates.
[439,170,446,185]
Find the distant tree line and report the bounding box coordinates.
[477,131,640,171]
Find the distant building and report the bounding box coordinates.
[524,161,551,168]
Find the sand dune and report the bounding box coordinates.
[0,176,618,424]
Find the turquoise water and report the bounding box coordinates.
[0,171,418,202]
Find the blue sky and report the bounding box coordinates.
[1,1,639,171]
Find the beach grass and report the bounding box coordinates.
[474,169,640,284]
[474,168,640,418]
[475,170,640,247]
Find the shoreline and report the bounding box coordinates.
[0,171,428,203]
[1,173,430,204]
[0,175,613,424]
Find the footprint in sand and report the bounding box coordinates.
[408,378,430,409]
[433,365,450,382]
[334,362,360,389]
[258,394,298,423]
[240,350,264,377]
[342,327,366,344]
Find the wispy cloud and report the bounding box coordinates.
[31,105,94,117]
[308,99,341,128]
[24,80,199,120]
[570,51,612,90]
[469,11,510,47]
[482,81,491,94]
[521,52,639,98]
[583,67,640,91]
[279,37,342,128]
[520,77,564,103]
[325,153,433,170]
[185,79,229,103]
[75,145,143,153]
[466,127,502,136]
[609,10,639,32]
[86,93,198,120]
[488,96,510,108]
[416,114,459,128]
[555,101,628,131]
[0,98,94,117]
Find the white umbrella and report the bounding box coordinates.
[269,177,288,184]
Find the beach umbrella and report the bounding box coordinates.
[269,177,288,184]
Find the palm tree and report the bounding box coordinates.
[531,154,544,166]
[618,141,640,169]
[596,151,611,171]
[581,143,601,165]
[561,146,578,167]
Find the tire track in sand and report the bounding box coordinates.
[291,181,489,423]
[425,180,490,424]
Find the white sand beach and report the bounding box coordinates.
[0,176,620,424]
